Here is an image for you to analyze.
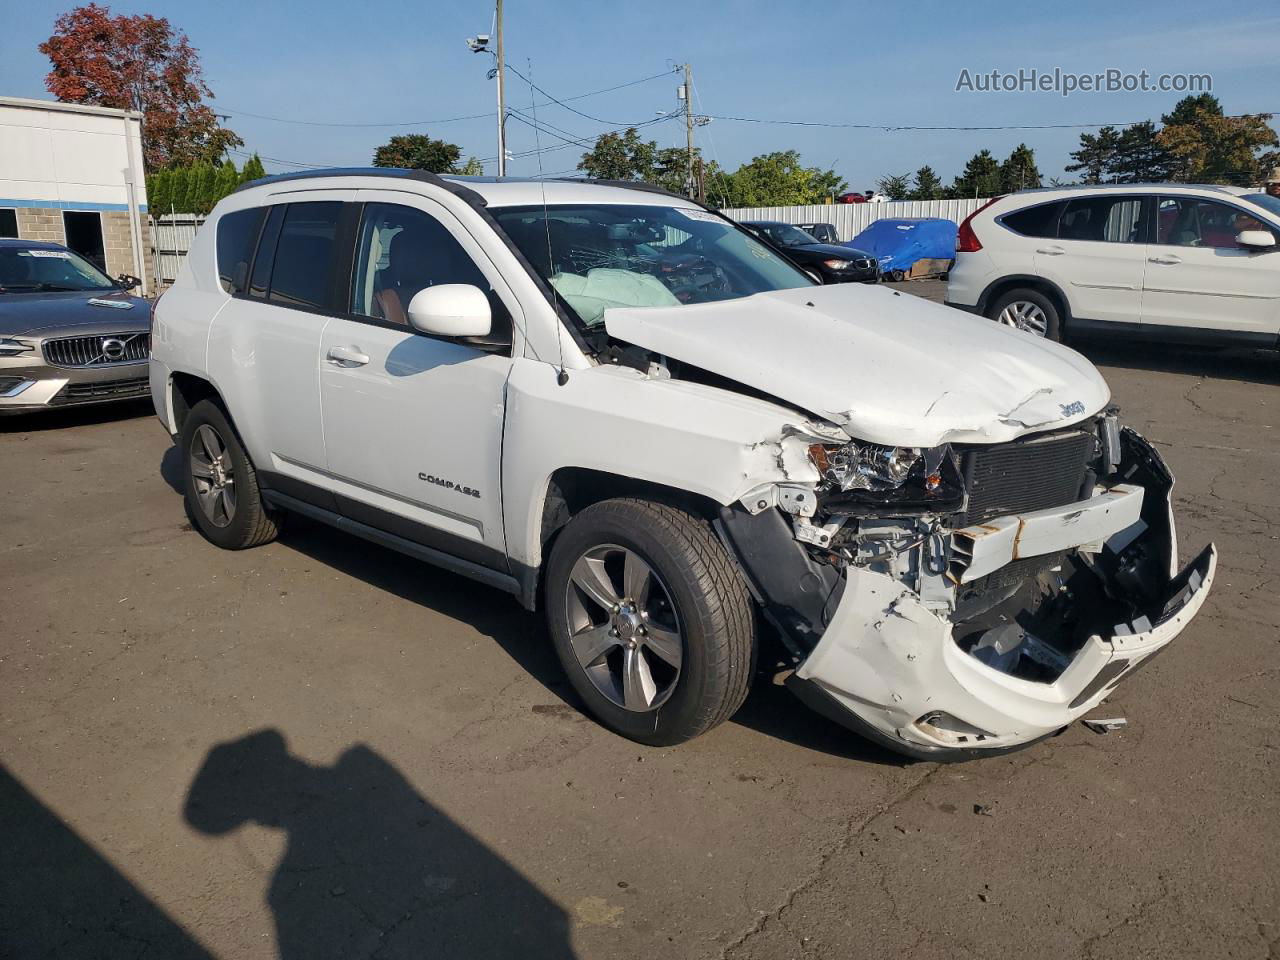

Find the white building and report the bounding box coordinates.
[0,96,151,294]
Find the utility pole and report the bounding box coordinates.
[496,0,507,176]
[683,62,695,198]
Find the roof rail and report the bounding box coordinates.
[233,167,487,206]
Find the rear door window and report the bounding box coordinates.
[268,202,343,310]
[1000,201,1066,238]
[1058,196,1146,243]
[215,208,265,294]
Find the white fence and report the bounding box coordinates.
[151,214,205,287]
[720,198,992,244]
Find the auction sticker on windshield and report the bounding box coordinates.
[19,250,71,258]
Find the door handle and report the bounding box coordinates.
[326,345,370,367]
[1148,255,1182,265]
[1035,246,1065,256]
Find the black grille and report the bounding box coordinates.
[43,332,150,367]
[958,429,1094,526]
[50,376,150,405]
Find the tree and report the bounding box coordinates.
[372,134,463,173]
[1065,126,1121,184]
[40,3,241,171]
[951,149,1002,198]
[1111,121,1174,183]
[876,173,912,201]
[999,144,1041,192]
[719,151,846,207]
[238,153,266,184]
[458,157,484,176]
[1157,95,1278,185]
[909,166,944,200]
[577,128,658,182]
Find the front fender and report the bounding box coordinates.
[501,359,829,570]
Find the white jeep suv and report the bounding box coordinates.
[947,183,1280,343]
[150,169,1215,760]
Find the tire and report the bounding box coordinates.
[987,287,1062,341]
[545,498,755,746]
[181,399,282,550]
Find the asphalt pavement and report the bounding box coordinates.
[2,281,1276,959]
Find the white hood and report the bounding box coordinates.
[603,284,1110,447]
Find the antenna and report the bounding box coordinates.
[528,58,569,386]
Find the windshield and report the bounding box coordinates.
[0,245,118,293]
[492,204,813,327]
[754,223,818,247]
[1243,193,1280,219]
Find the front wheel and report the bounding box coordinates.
[545,499,756,746]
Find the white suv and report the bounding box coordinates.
[150,169,1215,760]
[947,184,1280,343]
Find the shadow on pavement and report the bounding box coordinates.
[0,398,153,434]
[1078,340,1280,384]
[731,666,911,767]
[0,764,214,959]
[185,729,577,959]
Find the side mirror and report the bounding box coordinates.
[116,274,141,290]
[1237,230,1276,251]
[406,284,492,338]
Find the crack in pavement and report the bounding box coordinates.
[719,764,942,958]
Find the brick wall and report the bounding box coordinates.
[15,207,65,244]
[102,211,153,290]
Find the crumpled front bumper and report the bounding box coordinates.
[789,542,1215,760]
[784,428,1216,761]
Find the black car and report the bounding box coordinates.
[0,239,150,414]
[741,221,877,283]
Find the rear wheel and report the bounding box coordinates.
[181,399,282,549]
[988,287,1062,341]
[545,499,755,745]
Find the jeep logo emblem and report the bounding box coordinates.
[1059,400,1085,417]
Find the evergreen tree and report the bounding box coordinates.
[999,144,1041,192]
[239,153,266,184]
[876,173,912,200]
[909,165,944,200]
[1065,126,1121,184]
[213,162,239,206]
[951,149,1002,198]
[1111,122,1174,182]
[170,166,193,213]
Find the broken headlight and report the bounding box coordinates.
[809,441,966,516]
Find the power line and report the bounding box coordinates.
[704,112,1279,132]
[218,66,678,129]
[505,62,676,127]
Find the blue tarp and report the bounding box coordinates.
[845,218,957,274]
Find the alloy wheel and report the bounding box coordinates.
[996,300,1049,336]
[563,544,683,712]
[189,424,237,528]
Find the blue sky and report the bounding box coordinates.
[3,0,1278,190]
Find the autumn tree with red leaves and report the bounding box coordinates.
[39,4,242,171]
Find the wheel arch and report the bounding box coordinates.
[514,467,724,612]
[169,371,225,435]
[979,275,1072,332]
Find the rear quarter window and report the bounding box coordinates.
[216,208,266,294]
[268,202,343,310]
[999,201,1066,238]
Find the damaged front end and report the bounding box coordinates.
[719,414,1216,761]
